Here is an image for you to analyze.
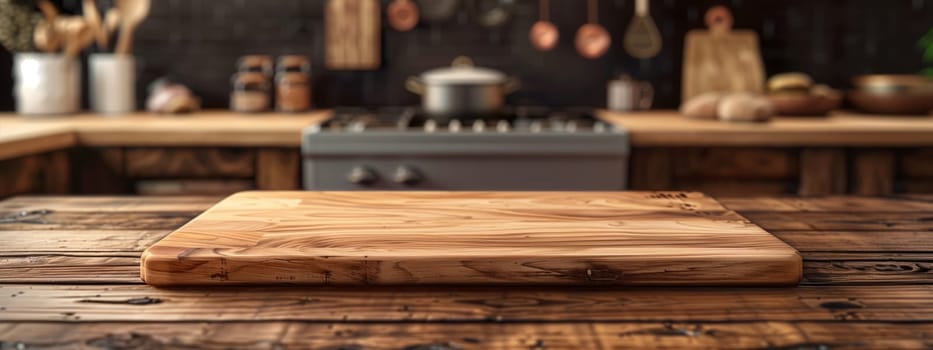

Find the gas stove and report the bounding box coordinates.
[301,107,629,190]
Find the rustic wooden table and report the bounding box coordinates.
[0,195,930,348]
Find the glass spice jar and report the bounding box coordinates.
[275,72,310,112]
[230,72,271,113]
[275,55,311,112]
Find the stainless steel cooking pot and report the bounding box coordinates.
[406,56,520,119]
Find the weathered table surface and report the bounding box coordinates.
[0,195,931,348]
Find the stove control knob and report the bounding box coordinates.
[594,122,607,133]
[393,165,422,186]
[566,120,578,132]
[530,120,544,133]
[496,120,510,133]
[449,119,462,133]
[424,119,438,133]
[347,166,378,185]
[472,120,485,133]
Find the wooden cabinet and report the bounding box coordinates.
[629,147,933,196]
[0,150,69,197]
[73,147,301,195]
[3,146,932,197]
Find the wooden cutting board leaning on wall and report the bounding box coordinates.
[141,191,802,287]
[325,0,381,70]
[682,6,765,102]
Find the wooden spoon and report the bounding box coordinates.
[623,0,662,59]
[114,0,151,55]
[33,19,61,53]
[387,0,419,31]
[105,9,121,33]
[35,0,61,51]
[103,8,121,48]
[82,0,106,50]
[36,0,59,23]
[575,0,610,59]
[529,0,558,51]
[62,19,94,59]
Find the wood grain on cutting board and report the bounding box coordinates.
[682,6,765,102]
[325,0,381,70]
[141,191,801,286]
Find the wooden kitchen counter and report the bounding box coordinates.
[0,121,74,161]
[0,194,930,348]
[599,110,933,146]
[3,109,933,161]
[0,110,330,160]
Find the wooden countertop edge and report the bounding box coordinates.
[0,111,330,160]
[598,109,933,147]
[0,129,77,161]
[626,130,933,147]
[2,109,933,162]
[73,130,309,147]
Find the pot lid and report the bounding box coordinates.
[420,56,506,84]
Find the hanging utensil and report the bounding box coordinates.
[529,0,558,51]
[417,0,459,23]
[479,0,512,28]
[575,0,610,59]
[623,0,662,58]
[114,0,151,55]
[82,0,106,49]
[387,0,419,31]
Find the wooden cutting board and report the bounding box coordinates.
[141,191,801,286]
[325,0,381,70]
[682,6,765,102]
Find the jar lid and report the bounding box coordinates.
[277,55,311,73]
[237,55,273,74]
[231,72,270,86]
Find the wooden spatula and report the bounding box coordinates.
[82,0,106,50]
[35,0,61,52]
[33,19,61,52]
[62,18,94,59]
[114,0,150,55]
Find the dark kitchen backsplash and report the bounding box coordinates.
[1,0,931,111]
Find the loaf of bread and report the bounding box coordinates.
[680,92,724,119]
[718,93,775,122]
[768,72,814,94]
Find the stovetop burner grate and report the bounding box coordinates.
[321,106,612,134]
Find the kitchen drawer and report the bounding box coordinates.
[124,148,255,178]
[672,148,798,180]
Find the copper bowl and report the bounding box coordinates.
[852,74,933,94]
[767,93,842,116]
[848,90,933,115]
